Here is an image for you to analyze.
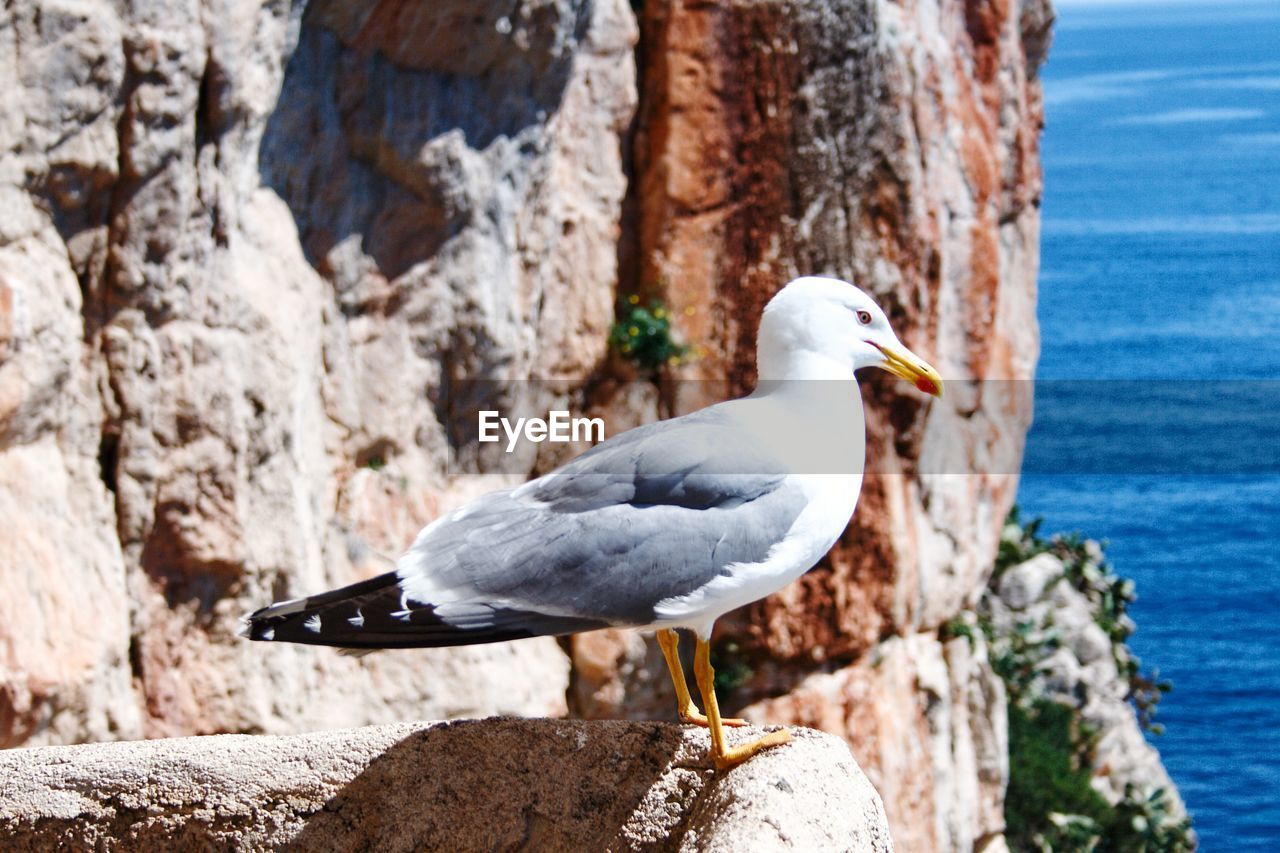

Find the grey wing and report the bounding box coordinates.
[396,407,810,626]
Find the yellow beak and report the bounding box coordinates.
[870,342,943,397]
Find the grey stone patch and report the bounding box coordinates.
[997,553,1064,610]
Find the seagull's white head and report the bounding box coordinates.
[756,276,943,395]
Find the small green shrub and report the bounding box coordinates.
[1006,698,1111,850]
[940,614,977,648]
[1006,699,1196,852]
[1128,667,1174,736]
[991,619,1060,703]
[995,506,1051,576]
[1108,784,1196,852]
[609,296,688,371]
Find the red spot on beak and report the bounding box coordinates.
[915,376,938,395]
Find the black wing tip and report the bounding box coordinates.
[237,612,280,642]
[237,573,611,649]
[237,572,405,643]
[238,595,311,642]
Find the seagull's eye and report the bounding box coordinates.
[856,310,873,325]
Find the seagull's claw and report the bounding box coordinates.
[679,708,750,728]
[712,728,793,770]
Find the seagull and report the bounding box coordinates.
[241,276,942,769]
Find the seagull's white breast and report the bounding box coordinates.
[651,382,867,637]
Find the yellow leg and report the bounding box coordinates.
[693,635,791,770]
[656,629,747,728]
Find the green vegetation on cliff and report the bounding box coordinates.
[989,510,1194,852]
[609,297,688,371]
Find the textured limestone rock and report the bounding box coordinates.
[996,552,1062,610]
[0,439,140,748]
[0,719,893,851]
[0,0,635,744]
[741,632,1008,853]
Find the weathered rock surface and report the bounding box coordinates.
[742,632,1009,853]
[0,719,893,851]
[1,0,634,745]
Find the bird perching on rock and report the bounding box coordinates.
[241,276,943,770]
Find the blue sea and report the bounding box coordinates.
[1017,0,1280,846]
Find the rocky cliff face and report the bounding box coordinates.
[3,0,1057,850]
[1,0,635,746]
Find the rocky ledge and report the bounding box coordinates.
[0,719,891,851]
